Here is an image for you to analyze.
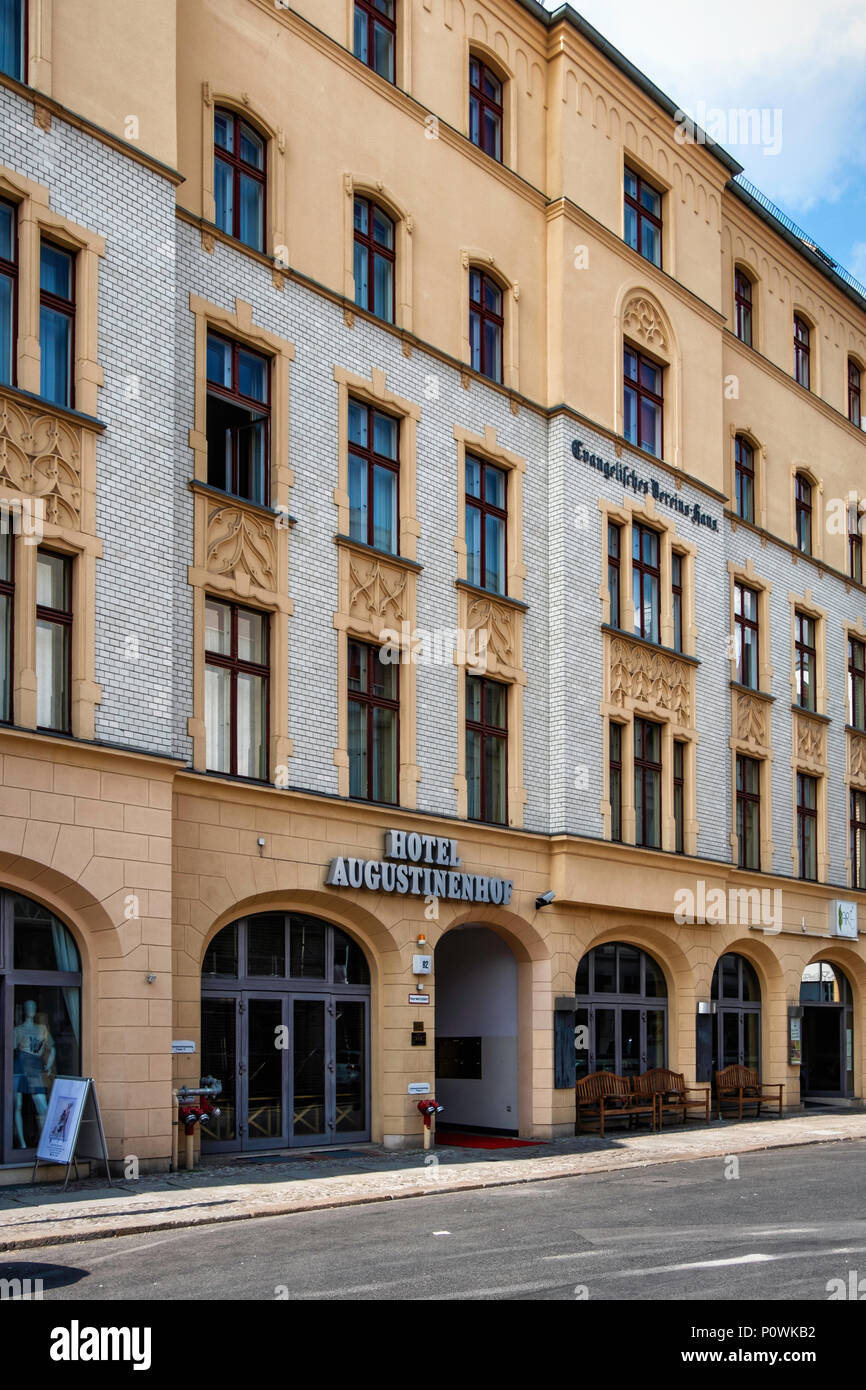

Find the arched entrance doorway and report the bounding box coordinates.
[574,942,668,1080]
[434,926,518,1134]
[800,962,854,1098]
[200,912,371,1150]
[710,952,761,1073]
[0,889,82,1161]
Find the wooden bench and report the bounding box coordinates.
[576,1070,656,1136]
[714,1065,784,1121]
[633,1068,711,1127]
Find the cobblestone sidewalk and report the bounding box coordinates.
[1,1112,864,1252]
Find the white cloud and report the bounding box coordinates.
[542,0,866,212]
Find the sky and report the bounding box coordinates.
[543,0,866,287]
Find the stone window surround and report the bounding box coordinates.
[788,589,827,718]
[729,424,766,532]
[615,285,681,470]
[186,294,295,780]
[598,492,697,658]
[791,463,822,561]
[344,0,415,91]
[727,558,773,695]
[601,710,697,856]
[733,260,760,353]
[452,423,526,602]
[459,248,520,393]
[843,615,866,888]
[200,84,287,263]
[342,173,414,333]
[466,41,515,168]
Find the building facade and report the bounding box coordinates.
[1,0,865,1174]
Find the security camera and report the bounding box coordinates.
[535,890,556,909]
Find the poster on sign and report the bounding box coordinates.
[37,1077,90,1165]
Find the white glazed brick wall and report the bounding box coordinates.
[0,86,178,757]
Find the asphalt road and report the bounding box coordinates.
[4,1140,865,1301]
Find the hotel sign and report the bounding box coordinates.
[325,829,514,905]
[571,439,719,532]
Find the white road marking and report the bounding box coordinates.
[541,1250,612,1261]
[613,1245,866,1278]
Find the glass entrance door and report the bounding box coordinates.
[291,996,328,1145]
[290,995,370,1144]
[245,994,288,1148]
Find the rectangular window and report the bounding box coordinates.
[734,436,755,523]
[794,610,816,712]
[624,167,662,267]
[607,522,621,628]
[36,549,71,733]
[0,198,16,386]
[205,598,269,780]
[466,674,507,824]
[465,455,506,594]
[0,528,12,723]
[632,521,660,645]
[849,506,862,583]
[623,346,663,457]
[214,108,266,252]
[795,473,812,555]
[348,399,399,553]
[610,722,622,843]
[671,552,683,653]
[469,56,503,161]
[348,639,398,804]
[794,315,810,390]
[634,717,661,849]
[851,789,866,890]
[849,638,866,730]
[0,0,25,82]
[797,772,818,881]
[206,332,270,506]
[40,241,75,408]
[354,0,396,83]
[849,360,862,428]
[469,269,503,384]
[353,197,395,323]
[673,739,685,854]
[736,754,761,871]
[734,582,759,689]
[734,270,753,347]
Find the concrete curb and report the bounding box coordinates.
[1,1122,863,1253]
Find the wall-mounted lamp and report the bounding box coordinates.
[535,890,556,910]
[145,974,157,984]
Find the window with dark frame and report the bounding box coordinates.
[851,789,866,891]
[39,241,74,409]
[0,197,16,387]
[0,529,12,724]
[794,610,817,712]
[797,772,818,881]
[734,435,755,523]
[348,639,399,805]
[734,269,753,346]
[214,107,266,253]
[0,0,25,82]
[469,268,503,383]
[795,472,812,554]
[466,673,507,825]
[734,581,759,690]
[623,345,663,457]
[850,503,863,583]
[206,332,270,507]
[348,398,399,554]
[849,637,866,731]
[673,740,685,854]
[624,166,662,267]
[353,196,395,323]
[204,598,269,781]
[469,55,503,161]
[736,754,761,871]
[849,359,862,428]
[465,454,506,594]
[634,717,661,849]
[671,552,684,653]
[35,549,71,734]
[610,722,623,843]
[632,521,660,644]
[353,0,396,84]
[794,314,811,389]
[607,521,621,628]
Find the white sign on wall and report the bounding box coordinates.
[830,901,858,939]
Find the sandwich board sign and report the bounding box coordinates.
[32,1077,112,1190]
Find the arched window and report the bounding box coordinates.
[575,942,667,1080]
[469,267,504,383]
[623,345,663,457]
[710,953,761,1073]
[849,358,862,428]
[734,435,755,523]
[353,196,395,323]
[795,471,813,554]
[0,890,82,1160]
[214,108,266,252]
[734,268,753,346]
[794,314,811,389]
[469,55,504,161]
[800,962,854,1096]
[201,913,370,1150]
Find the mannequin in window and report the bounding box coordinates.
[13,999,56,1148]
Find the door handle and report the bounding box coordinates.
[327,1060,335,1073]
